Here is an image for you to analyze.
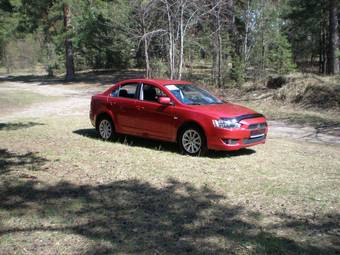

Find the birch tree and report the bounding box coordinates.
[134,0,161,78]
[327,0,339,74]
[208,0,234,87]
[162,0,206,79]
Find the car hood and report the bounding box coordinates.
[189,102,258,118]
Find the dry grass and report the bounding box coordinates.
[273,73,340,109]
[224,74,340,129]
[0,71,339,254]
[0,88,63,117]
[0,115,339,254]
[240,99,340,128]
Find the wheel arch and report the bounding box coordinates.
[95,111,115,130]
[176,121,206,143]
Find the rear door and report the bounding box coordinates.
[107,82,140,134]
[134,83,175,140]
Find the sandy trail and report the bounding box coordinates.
[1,80,339,146]
[269,121,340,145]
[0,81,100,120]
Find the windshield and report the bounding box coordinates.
[165,84,223,105]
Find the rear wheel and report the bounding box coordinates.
[179,126,207,156]
[97,117,115,140]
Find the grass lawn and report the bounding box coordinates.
[0,115,339,254]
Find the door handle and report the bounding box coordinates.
[136,105,144,110]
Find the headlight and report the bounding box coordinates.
[212,118,241,129]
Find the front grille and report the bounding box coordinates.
[248,123,267,130]
[243,135,266,144]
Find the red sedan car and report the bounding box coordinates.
[90,79,268,155]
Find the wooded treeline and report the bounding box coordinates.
[0,0,339,84]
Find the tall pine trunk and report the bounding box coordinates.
[319,10,327,74]
[63,3,75,81]
[327,0,339,74]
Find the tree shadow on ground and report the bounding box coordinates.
[0,69,145,86]
[0,178,338,254]
[0,148,48,175]
[73,128,256,158]
[0,122,44,131]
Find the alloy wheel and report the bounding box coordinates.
[99,119,112,140]
[181,129,202,154]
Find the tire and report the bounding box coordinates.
[97,117,115,141]
[179,126,207,156]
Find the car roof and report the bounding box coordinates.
[119,79,192,87]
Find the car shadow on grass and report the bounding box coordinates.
[0,178,338,254]
[73,128,256,158]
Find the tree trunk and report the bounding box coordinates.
[218,31,222,87]
[178,2,184,80]
[165,0,175,79]
[63,3,75,81]
[228,0,239,55]
[319,25,327,74]
[244,0,250,64]
[211,0,223,87]
[261,29,265,78]
[327,0,339,74]
[144,37,151,78]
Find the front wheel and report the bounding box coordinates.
[179,127,207,156]
[97,117,115,140]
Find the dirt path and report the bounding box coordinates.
[269,121,340,145]
[1,80,339,146]
[0,80,100,120]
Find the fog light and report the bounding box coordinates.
[223,139,239,145]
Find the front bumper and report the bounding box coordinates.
[207,117,268,151]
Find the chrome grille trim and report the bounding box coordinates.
[243,135,266,144]
[248,123,267,130]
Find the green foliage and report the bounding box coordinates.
[0,0,336,79]
[238,0,295,79]
[6,0,66,73]
[268,34,296,75]
[150,58,168,78]
[72,0,135,70]
[0,0,13,12]
[3,34,41,73]
[0,0,19,65]
[0,0,137,74]
[230,55,245,85]
[285,0,327,38]
[336,50,340,58]
[284,0,333,73]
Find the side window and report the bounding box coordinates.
[110,87,119,97]
[142,84,166,102]
[118,83,139,99]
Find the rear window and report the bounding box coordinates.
[111,83,139,99]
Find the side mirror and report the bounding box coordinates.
[158,97,172,105]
